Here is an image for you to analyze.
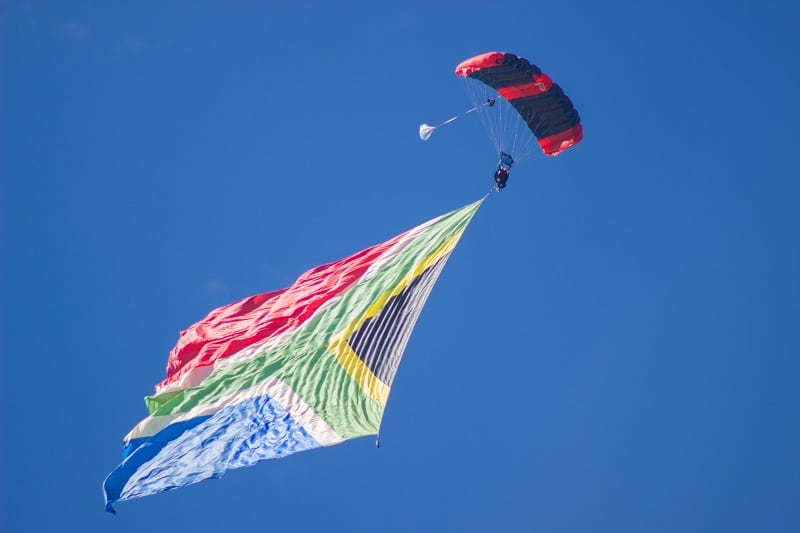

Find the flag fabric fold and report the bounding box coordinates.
[104,199,482,512]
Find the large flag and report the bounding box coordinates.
[103,199,482,512]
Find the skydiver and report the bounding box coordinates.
[493,151,514,191]
[494,167,509,190]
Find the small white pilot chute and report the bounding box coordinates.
[418,98,495,141]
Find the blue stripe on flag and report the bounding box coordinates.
[103,394,320,512]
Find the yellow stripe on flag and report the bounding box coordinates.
[327,230,465,406]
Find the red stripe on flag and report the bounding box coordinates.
[158,232,408,391]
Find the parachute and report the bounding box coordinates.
[422,52,582,167]
[456,51,582,159]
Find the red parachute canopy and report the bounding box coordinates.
[455,52,582,156]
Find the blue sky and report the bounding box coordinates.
[2,1,799,531]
